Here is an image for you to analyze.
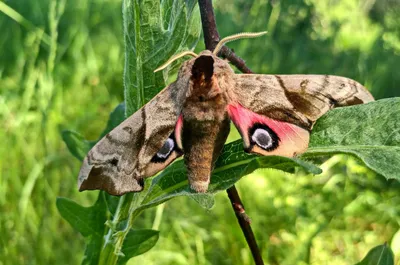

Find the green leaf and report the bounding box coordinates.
[189,194,215,209]
[99,103,126,138]
[117,229,159,265]
[303,98,400,181]
[355,243,394,265]
[57,193,108,265]
[139,140,321,209]
[61,130,92,161]
[123,0,201,115]
[56,196,106,237]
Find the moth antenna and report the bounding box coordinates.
[213,31,268,55]
[154,51,198,72]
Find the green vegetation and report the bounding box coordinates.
[1,0,400,264]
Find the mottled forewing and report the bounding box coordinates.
[78,83,186,195]
[228,74,374,157]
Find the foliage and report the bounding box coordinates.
[1,0,400,264]
[123,0,201,114]
[305,98,400,181]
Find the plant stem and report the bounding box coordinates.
[226,187,264,265]
[198,0,253,73]
[198,0,264,264]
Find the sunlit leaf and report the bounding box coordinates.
[303,98,400,181]
[56,196,105,237]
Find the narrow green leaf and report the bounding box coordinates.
[104,192,121,217]
[355,243,394,265]
[117,229,159,265]
[304,98,400,181]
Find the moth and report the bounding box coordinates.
[78,32,374,195]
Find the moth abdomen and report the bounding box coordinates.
[182,117,230,193]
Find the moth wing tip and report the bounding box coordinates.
[77,174,90,192]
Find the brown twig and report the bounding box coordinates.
[227,187,265,265]
[198,0,264,264]
[220,46,253,73]
[198,0,253,73]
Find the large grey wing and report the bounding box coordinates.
[227,74,374,157]
[78,83,186,195]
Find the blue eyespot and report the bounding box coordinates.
[251,128,273,149]
[156,138,174,159]
[249,123,280,151]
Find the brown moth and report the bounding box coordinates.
[78,32,374,195]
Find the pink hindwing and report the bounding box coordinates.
[227,104,309,157]
[174,115,184,150]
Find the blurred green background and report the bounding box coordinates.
[1,0,400,264]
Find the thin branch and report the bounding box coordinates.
[198,0,220,50]
[220,46,253,73]
[198,0,253,73]
[198,0,264,264]
[227,187,264,265]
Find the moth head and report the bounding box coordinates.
[153,31,268,73]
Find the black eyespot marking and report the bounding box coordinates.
[157,138,174,158]
[151,133,180,163]
[122,126,133,134]
[109,158,119,167]
[249,123,280,151]
[138,178,144,187]
[329,97,339,107]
